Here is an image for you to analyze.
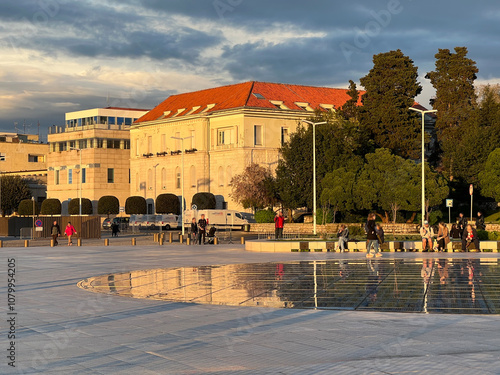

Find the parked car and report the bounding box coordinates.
[102,217,129,230]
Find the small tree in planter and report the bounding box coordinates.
[156,194,180,215]
[191,192,216,210]
[68,198,93,215]
[98,195,119,217]
[125,196,147,214]
[41,198,61,215]
[18,199,40,216]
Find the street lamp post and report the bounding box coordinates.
[409,107,437,226]
[32,196,35,240]
[171,136,193,236]
[302,120,327,236]
[70,147,83,217]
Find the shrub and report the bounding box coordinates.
[191,192,216,210]
[348,224,365,237]
[156,194,180,215]
[41,199,61,215]
[255,209,275,223]
[125,196,147,214]
[98,196,119,215]
[17,199,40,215]
[68,198,93,215]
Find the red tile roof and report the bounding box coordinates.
[135,81,364,123]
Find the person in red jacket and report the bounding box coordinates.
[274,211,285,239]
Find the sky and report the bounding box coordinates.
[1,0,500,139]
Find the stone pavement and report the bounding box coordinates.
[2,244,500,374]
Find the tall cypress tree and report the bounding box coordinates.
[359,49,422,159]
[425,46,478,180]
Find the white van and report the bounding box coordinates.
[183,209,255,229]
[155,214,180,230]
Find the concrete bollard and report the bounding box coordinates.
[77,238,82,246]
[0,240,3,248]
[104,238,109,246]
[24,240,29,247]
[131,238,136,246]
[159,236,164,246]
[241,236,245,245]
[153,233,158,242]
[50,239,54,247]
[186,237,190,245]
[169,232,173,243]
[214,237,218,245]
[179,234,183,244]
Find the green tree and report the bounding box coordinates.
[97,196,119,216]
[191,192,216,210]
[125,196,147,214]
[230,163,276,209]
[479,148,500,201]
[424,164,450,220]
[275,110,368,211]
[0,176,32,216]
[41,198,62,215]
[156,194,180,215]
[339,80,359,120]
[359,49,422,159]
[68,198,93,215]
[18,199,40,216]
[425,46,479,180]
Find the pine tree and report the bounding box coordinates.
[339,80,359,120]
[359,50,422,159]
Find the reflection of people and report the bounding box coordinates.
[366,213,381,258]
[420,221,434,252]
[65,222,77,246]
[337,224,349,252]
[438,259,449,285]
[421,259,433,284]
[462,224,480,252]
[366,259,380,303]
[476,212,486,231]
[198,214,207,245]
[436,222,450,252]
[274,211,284,239]
[51,220,60,246]
[339,260,349,280]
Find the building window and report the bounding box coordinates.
[0,153,5,161]
[55,170,60,185]
[59,142,67,151]
[147,136,152,154]
[78,139,87,149]
[107,139,120,149]
[281,127,289,146]
[217,128,234,146]
[124,140,130,150]
[218,166,224,187]
[117,117,124,125]
[96,139,104,148]
[107,168,114,183]
[254,125,263,146]
[28,154,42,162]
[175,167,181,189]
[125,118,132,126]
[108,117,115,125]
[69,141,76,149]
[89,139,94,148]
[68,169,73,184]
[190,165,196,187]
[82,168,86,184]
[226,166,232,186]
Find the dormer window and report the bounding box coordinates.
[172,108,186,117]
[270,100,289,110]
[201,103,216,113]
[186,106,201,115]
[295,102,314,111]
[253,93,265,99]
[320,104,335,112]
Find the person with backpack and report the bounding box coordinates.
[366,213,381,258]
[337,224,349,252]
[420,220,434,252]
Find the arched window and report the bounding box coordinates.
[161,168,166,189]
[190,165,196,187]
[175,167,181,189]
[226,166,232,186]
[218,166,224,187]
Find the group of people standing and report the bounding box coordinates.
[50,220,77,246]
[190,214,208,244]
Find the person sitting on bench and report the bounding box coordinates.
[462,224,480,252]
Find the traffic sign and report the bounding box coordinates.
[191,204,197,210]
[469,184,473,196]
[35,219,43,227]
[446,199,453,208]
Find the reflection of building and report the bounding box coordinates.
[131,81,361,211]
[47,107,148,213]
[0,133,48,204]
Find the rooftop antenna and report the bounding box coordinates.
[37,120,40,141]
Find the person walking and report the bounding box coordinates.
[274,211,285,239]
[420,220,434,252]
[436,222,450,252]
[337,224,349,252]
[65,222,77,246]
[51,220,61,246]
[111,222,120,237]
[366,213,381,258]
[198,214,207,245]
[190,217,198,245]
[476,211,486,231]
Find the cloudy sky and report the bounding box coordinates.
[1,0,499,138]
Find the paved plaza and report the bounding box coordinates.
[2,243,500,374]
